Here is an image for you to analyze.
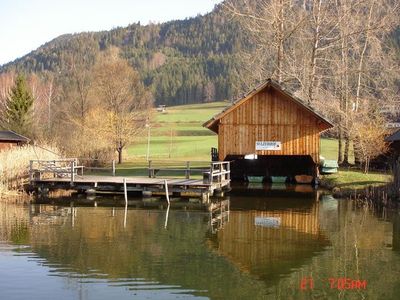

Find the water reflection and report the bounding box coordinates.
[1,188,400,299]
[207,190,329,286]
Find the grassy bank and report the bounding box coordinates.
[321,169,392,190]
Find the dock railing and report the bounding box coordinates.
[29,159,84,185]
[148,160,230,185]
[208,161,231,185]
[30,158,230,186]
[148,160,211,179]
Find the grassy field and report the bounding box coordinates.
[115,102,225,176]
[120,102,392,188]
[126,102,226,161]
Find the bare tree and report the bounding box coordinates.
[93,48,153,163]
[351,106,389,173]
[223,0,305,85]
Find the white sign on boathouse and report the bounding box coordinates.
[255,217,281,228]
[255,141,282,151]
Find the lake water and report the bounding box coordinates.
[1,187,400,300]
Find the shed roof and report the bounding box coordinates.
[385,129,400,142]
[203,79,334,133]
[0,130,30,142]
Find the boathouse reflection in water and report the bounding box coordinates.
[207,186,329,284]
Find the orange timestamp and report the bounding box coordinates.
[300,277,367,290]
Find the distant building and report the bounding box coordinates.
[157,105,167,113]
[381,103,400,129]
[0,130,30,150]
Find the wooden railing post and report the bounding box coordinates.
[185,161,190,179]
[209,163,214,184]
[70,160,75,185]
[148,160,152,178]
[219,162,222,183]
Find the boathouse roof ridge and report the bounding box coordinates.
[0,130,30,142]
[385,129,400,142]
[203,78,334,133]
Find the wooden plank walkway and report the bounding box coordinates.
[30,159,231,202]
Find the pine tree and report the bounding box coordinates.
[3,74,34,135]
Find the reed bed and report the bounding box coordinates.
[0,145,59,197]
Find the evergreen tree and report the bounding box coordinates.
[2,74,34,135]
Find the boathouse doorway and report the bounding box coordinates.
[226,155,316,181]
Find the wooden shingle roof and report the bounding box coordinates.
[203,79,334,133]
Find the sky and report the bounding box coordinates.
[0,0,223,66]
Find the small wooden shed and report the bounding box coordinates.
[385,129,400,160]
[203,79,333,180]
[0,130,30,150]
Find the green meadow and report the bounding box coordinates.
[126,102,226,161]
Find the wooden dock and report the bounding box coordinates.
[29,159,231,203]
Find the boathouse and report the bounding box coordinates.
[385,129,400,160]
[203,79,334,181]
[0,130,30,150]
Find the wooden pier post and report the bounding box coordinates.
[123,178,128,228]
[164,179,170,205]
[164,204,170,229]
[123,178,128,207]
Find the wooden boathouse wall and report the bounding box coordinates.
[205,80,333,163]
[204,79,334,178]
[218,88,327,162]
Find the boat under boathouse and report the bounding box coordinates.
[203,79,334,182]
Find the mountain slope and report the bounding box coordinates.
[0,4,246,105]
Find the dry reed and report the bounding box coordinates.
[0,145,59,197]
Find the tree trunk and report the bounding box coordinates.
[338,126,344,164]
[364,157,370,174]
[343,134,350,165]
[117,147,123,164]
[307,0,322,104]
[353,141,361,167]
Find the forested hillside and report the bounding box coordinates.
[0,3,245,105]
